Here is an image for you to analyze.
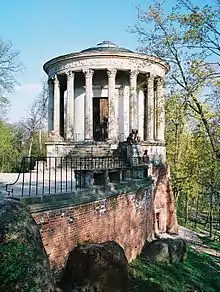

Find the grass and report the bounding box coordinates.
[129,241,220,292]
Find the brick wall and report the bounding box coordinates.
[153,163,179,235]
[31,188,153,273]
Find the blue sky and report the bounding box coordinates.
[0,0,205,122]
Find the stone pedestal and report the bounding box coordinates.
[126,144,142,166]
[75,170,94,188]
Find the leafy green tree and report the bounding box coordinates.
[132,0,220,159]
[132,0,220,236]
[0,121,20,172]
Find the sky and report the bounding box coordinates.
[0,0,205,123]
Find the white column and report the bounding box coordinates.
[83,68,94,140]
[107,68,117,141]
[138,89,144,141]
[147,73,154,141]
[129,70,139,132]
[66,71,75,140]
[47,78,53,135]
[122,85,130,141]
[53,75,60,135]
[157,77,165,141]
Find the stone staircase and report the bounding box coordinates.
[66,143,113,158]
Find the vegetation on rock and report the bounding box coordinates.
[141,238,187,264]
[0,198,56,292]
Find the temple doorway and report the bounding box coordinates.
[93,97,108,141]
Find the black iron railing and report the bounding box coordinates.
[5,155,148,197]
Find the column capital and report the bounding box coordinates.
[145,72,155,80]
[83,68,94,78]
[47,78,53,86]
[53,74,59,84]
[66,71,75,79]
[107,68,117,78]
[155,76,165,86]
[130,69,139,79]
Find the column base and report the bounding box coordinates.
[146,138,155,143]
[84,138,94,144]
[107,137,118,144]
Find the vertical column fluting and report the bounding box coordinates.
[66,71,75,140]
[47,78,54,135]
[154,78,158,140]
[53,75,60,135]
[129,70,139,132]
[83,68,94,140]
[107,68,117,141]
[157,77,165,141]
[147,73,154,141]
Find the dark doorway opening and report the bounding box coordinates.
[93,97,108,141]
[156,212,160,231]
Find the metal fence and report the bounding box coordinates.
[5,155,148,197]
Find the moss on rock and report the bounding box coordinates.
[0,198,56,292]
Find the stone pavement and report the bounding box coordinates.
[0,170,76,197]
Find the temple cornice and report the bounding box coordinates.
[43,52,170,77]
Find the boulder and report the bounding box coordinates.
[141,238,187,264]
[59,241,130,292]
[0,198,57,292]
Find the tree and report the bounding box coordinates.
[19,82,48,157]
[0,96,10,120]
[0,121,20,172]
[0,38,22,171]
[131,0,220,235]
[178,0,220,61]
[0,38,22,118]
[132,0,220,159]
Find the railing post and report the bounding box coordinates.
[55,157,57,193]
[29,157,32,196]
[42,158,45,195]
[49,157,51,194]
[36,158,39,196]
[65,157,68,192]
[60,157,63,193]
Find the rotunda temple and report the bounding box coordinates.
[43,41,169,159]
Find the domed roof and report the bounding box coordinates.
[80,41,133,53]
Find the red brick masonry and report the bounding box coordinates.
[32,188,153,271]
[32,164,178,272]
[153,163,179,235]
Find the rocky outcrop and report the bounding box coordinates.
[141,238,187,264]
[0,198,57,292]
[58,241,130,292]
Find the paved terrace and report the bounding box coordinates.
[0,170,76,197]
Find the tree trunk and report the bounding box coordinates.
[209,192,213,238]
[184,193,189,226]
[194,194,200,229]
[38,128,42,156]
[28,136,33,157]
[205,211,209,229]
[218,193,220,233]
